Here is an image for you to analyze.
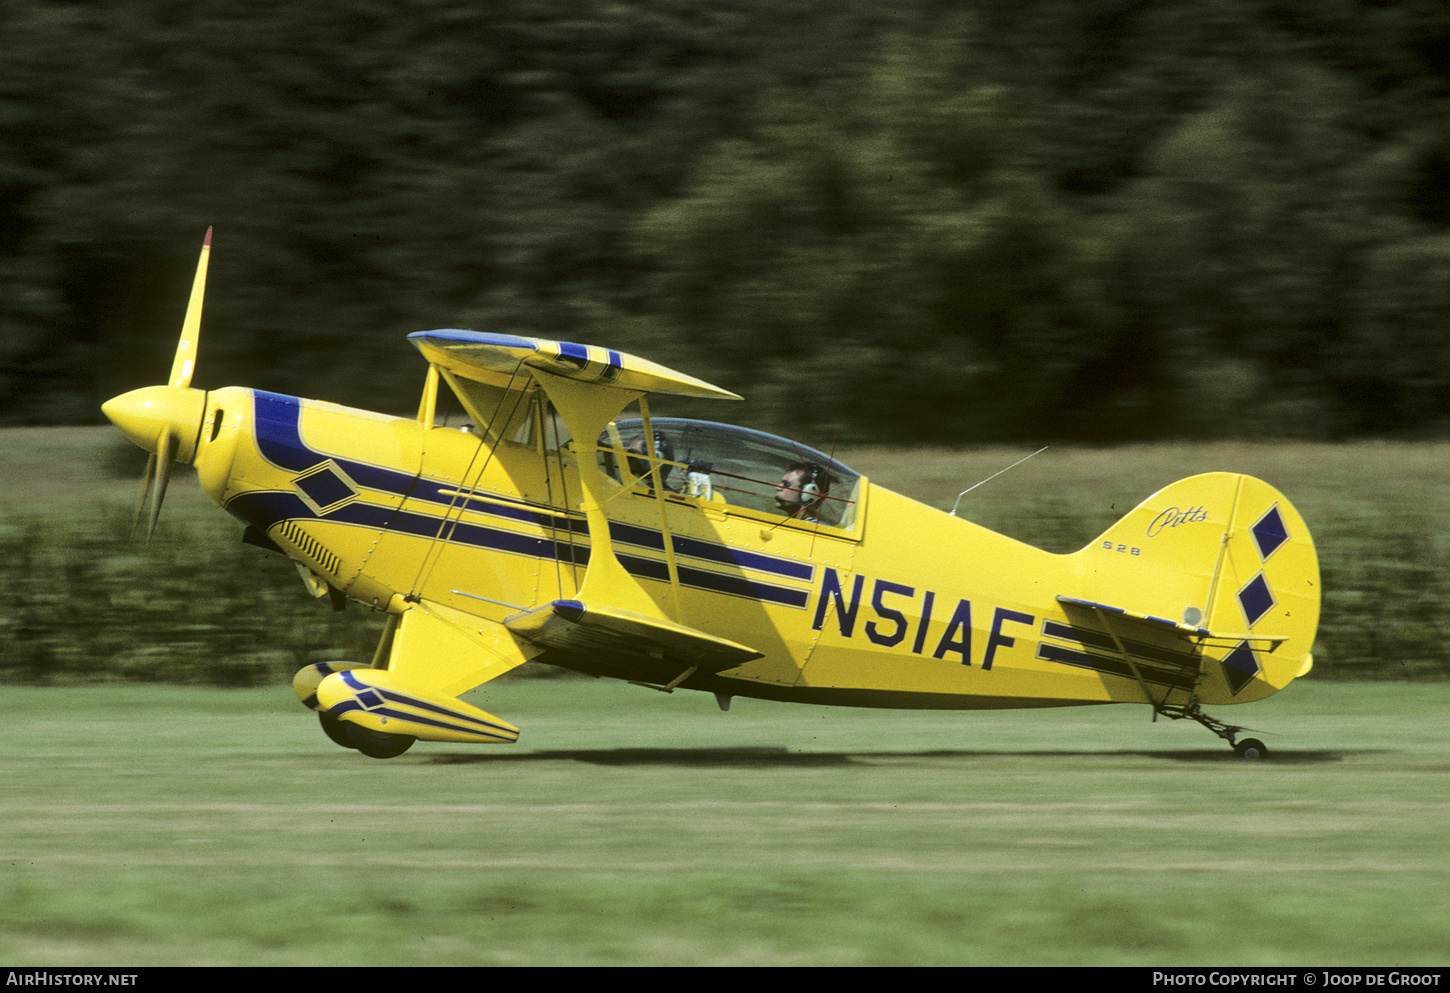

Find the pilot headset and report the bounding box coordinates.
[795,462,826,502]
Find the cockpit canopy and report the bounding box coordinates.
[600,418,861,530]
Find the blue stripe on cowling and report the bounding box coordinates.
[244,391,813,607]
[254,391,326,472]
[255,390,583,533]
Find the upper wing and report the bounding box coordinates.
[409,329,741,400]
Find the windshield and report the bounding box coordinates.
[600,418,861,529]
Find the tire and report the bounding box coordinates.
[1233,737,1268,760]
[344,723,416,759]
[318,710,356,749]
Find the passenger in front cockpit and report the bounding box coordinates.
[625,431,675,493]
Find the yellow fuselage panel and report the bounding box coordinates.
[793,486,1121,703]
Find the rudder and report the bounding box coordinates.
[1200,475,1319,703]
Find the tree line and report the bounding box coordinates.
[4,0,1450,445]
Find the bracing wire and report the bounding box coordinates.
[406,361,531,600]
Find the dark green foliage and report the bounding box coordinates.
[1314,513,1450,681]
[0,495,385,687]
[3,0,1450,442]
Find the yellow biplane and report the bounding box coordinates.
[104,231,1319,759]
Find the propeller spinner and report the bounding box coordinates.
[102,227,212,539]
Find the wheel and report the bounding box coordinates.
[1233,737,1268,760]
[318,710,356,749]
[344,723,416,759]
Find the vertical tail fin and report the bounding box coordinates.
[1076,472,1319,705]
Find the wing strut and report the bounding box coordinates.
[531,368,665,620]
[405,360,533,602]
[638,396,684,620]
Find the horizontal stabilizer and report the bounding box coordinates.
[410,329,741,400]
[1056,596,1287,649]
[504,599,763,673]
[1047,596,1292,707]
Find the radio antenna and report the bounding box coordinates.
[950,447,1049,517]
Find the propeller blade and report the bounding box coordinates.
[168,226,212,390]
[146,428,178,541]
[132,451,159,537]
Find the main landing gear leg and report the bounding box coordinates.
[1157,703,1269,760]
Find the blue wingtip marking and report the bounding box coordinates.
[552,599,586,622]
[410,329,539,349]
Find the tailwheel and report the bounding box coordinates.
[1156,702,1269,759]
[1233,737,1268,760]
[344,724,416,759]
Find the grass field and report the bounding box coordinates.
[3,679,1448,966]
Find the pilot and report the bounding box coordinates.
[775,462,832,521]
[625,431,675,492]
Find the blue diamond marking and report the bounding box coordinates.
[1238,573,1275,628]
[297,465,353,509]
[356,688,386,711]
[1220,641,1260,695]
[1251,505,1289,561]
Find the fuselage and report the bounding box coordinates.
[158,385,1314,711]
